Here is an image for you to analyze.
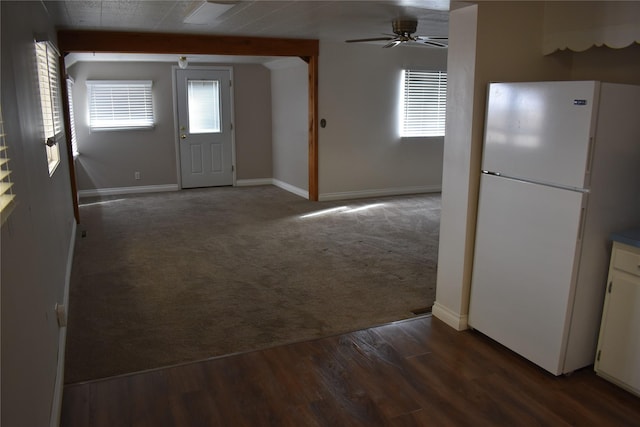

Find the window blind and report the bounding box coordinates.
[187,80,221,134]
[402,70,447,138]
[67,78,79,156]
[36,41,62,139]
[35,40,62,174]
[0,107,16,225]
[87,81,154,130]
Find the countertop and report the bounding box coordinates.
[611,228,640,248]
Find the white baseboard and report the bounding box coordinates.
[237,178,309,199]
[432,301,469,331]
[78,184,179,199]
[50,219,77,427]
[319,185,441,201]
[272,179,309,199]
[77,183,438,202]
[236,178,273,187]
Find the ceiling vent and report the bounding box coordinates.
[184,1,236,25]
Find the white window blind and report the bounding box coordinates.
[401,70,447,138]
[87,81,154,130]
[35,40,61,174]
[187,80,221,134]
[0,107,16,225]
[67,78,79,156]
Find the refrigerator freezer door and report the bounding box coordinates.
[483,81,598,190]
[469,174,585,375]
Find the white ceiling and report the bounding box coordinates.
[45,0,450,65]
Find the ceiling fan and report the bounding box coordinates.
[346,19,448,48]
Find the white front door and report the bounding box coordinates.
[176,68,233,188]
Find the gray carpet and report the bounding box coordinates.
[64,185,440,383]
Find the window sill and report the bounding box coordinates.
[400,135,444,143]
[48,158,60,177]
[90,125,155,132]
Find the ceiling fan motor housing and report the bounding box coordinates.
[392,19,418,36]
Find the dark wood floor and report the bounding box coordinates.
[60,315,640,426]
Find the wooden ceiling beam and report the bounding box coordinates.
[57,30,319,57]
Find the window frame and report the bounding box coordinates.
[86,80,155,131]
[400,69,447,139]
[35,39,62,175]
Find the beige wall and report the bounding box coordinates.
[270,58,309,193]
[1,2,76,425]
[568,43,640,85]
[233,64,273,180]
[68,61,273,192]
[434,0,640,330]
[318,41,447,200]
[432,4,482,329]
[69,62,177,190]
[69,41,450,200]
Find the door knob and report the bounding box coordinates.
[180,134,187,139]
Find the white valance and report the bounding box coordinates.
[543,2,640,55]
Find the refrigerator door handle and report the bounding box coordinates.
[584,136,595,185]
[577,207,586,241]
[482,171,589,194]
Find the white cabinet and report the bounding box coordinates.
[595,240,640,397]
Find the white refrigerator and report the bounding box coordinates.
[468,81,640,375]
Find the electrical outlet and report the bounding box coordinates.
[134,171,141,180]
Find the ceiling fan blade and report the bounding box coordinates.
[414,37,448,48]
[383,40,402,48]
[345,37,394,43]
[424,41,448,48]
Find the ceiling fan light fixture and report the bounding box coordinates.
[178,56,188,69]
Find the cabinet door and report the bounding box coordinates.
[596,271,640,394]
